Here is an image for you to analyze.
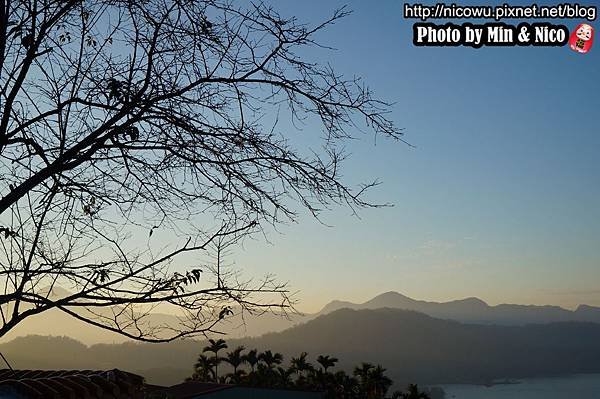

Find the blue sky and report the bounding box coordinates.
[230,1,599,312]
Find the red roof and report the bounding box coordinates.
[0,369,145,399]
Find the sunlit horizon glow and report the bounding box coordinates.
[228,0,600,314]
[1,0,598,326]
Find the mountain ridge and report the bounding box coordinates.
[4,289,600,345]
[3,307,600,387]
[317,291,600,325]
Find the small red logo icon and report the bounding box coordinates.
[569,23,594,54]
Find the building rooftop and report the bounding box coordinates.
[0,369,145,399]
[0,370,325,399]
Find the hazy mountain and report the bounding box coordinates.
[2,308,600,387]
[245,308,600,386]
[317,291,600,325]
[574,304,600,319]
[0,286,308,345]
[0,306,306,346]
[4,289,600,345]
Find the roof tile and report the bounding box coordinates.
[0,369,145,399]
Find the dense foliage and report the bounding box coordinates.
[188,338,442,399]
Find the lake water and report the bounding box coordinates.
[441,374,600,399]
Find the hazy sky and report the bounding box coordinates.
[229,0,600,313]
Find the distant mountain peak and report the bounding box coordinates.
[371,291,413,301]
[315,291,600,326]
[316,291,418,315]
[576,304,600,310]
[575,304,600,314]
[318,299,356,314]
[39,286,72,299]
[452,297,489,306]
[364,291,417,307]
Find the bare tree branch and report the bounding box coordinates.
[0,0,404,342]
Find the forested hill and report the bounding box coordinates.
[2,308,600,386]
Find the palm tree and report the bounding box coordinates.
[203,338,228,382]
[244,349,259,373]
[258,350,283,369]
[224,346,246,383]
[334,370,360,399]
[369,365,392,399]
[228,369,247,385]
[251,350,283,387]
[276,366,293,388]
[353,362,374,384]
[316,354,338,373]
[193,354,215,382]
[189,345,428,398]
[400,384,431,399]
[353,362,375,398]
[290,352,314,377]
[290,352,314,387]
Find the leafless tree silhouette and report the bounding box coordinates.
[0,0,404,342]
